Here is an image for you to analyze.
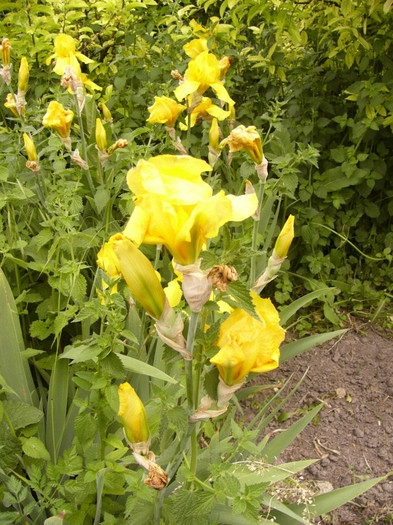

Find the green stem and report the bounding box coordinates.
[153,310,199,525]
[250,181,266,287]
[184,311,199,412]
[74,94,95,196]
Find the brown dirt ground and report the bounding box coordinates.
[243,325,393,524]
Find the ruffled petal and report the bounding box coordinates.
[226,193,258,222]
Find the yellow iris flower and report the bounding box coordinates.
[123,155,258,265]
[46,34,101,92]
[183,38,209,59]
[210,293,285,386]
[220,125,263,164]
[174,51,234,106]
[118,383,150,444]
[42,101,74,138]
[4,93,20,117]
[181,96,231,129]
[147,96,186,128]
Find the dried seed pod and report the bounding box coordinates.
[208,264,238,292]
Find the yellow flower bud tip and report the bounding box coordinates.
[218,55,233,80]
[274,215,295,259]
[209,118,220,150]
[42,101,74,138]
[95,118,107,152]
[101,102,112,122]
[118,382,150,444]
[23,133,37,162]
[0,38,11,66]
[18,57,29,93]
[109,233,166,319]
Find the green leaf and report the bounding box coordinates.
[261,494,308,523]
[22,437,51,461]
[0,421,21,470]
[74,412,97,444]
[280,329,347,363]
[167,406,188,433]
[0,270,37,405]
[46,359,69,461]
[271,476,387,524]
[118,354,178,384]
[94,187,111,214]
[233,460,317,488]
[60,344,101,363]
[225,281,259,320]
[261,404,323,462]
[100,352,125,379]
[44,517,68,525]
[2,401,43,430]
[279,288,334,326]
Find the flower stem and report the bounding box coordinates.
[184,311,199,412]
[153,310,199,524]
[250,181,265,288]
[74,94,95,196]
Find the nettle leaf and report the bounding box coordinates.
[3,401,44,430]
[71,274,87,304]
[225,281,259,320]
[61,343,101,363]
[169,490,216,524]
[0,421,21,470]
[200,250,218,270]
[167,406,188,433]
[74,412,97,444]
[100,352,125,379]
[22,437,51,461]
[29,319,53,340]
[94,187,111,214]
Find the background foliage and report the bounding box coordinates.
[0,0,392,523]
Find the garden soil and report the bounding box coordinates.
[243,325,393,524]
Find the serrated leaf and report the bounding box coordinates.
[167,406,188,433]
[94,187,111,214]
[225,281,259,320]
[0,421,21,470]
[100,352,125,379]
[2,401,43,429]
[22,437,50,461]
[71,273,87,303]
[60,344,100,363]
[74,412,97,444]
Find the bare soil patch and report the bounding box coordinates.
[243,327,393,524]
